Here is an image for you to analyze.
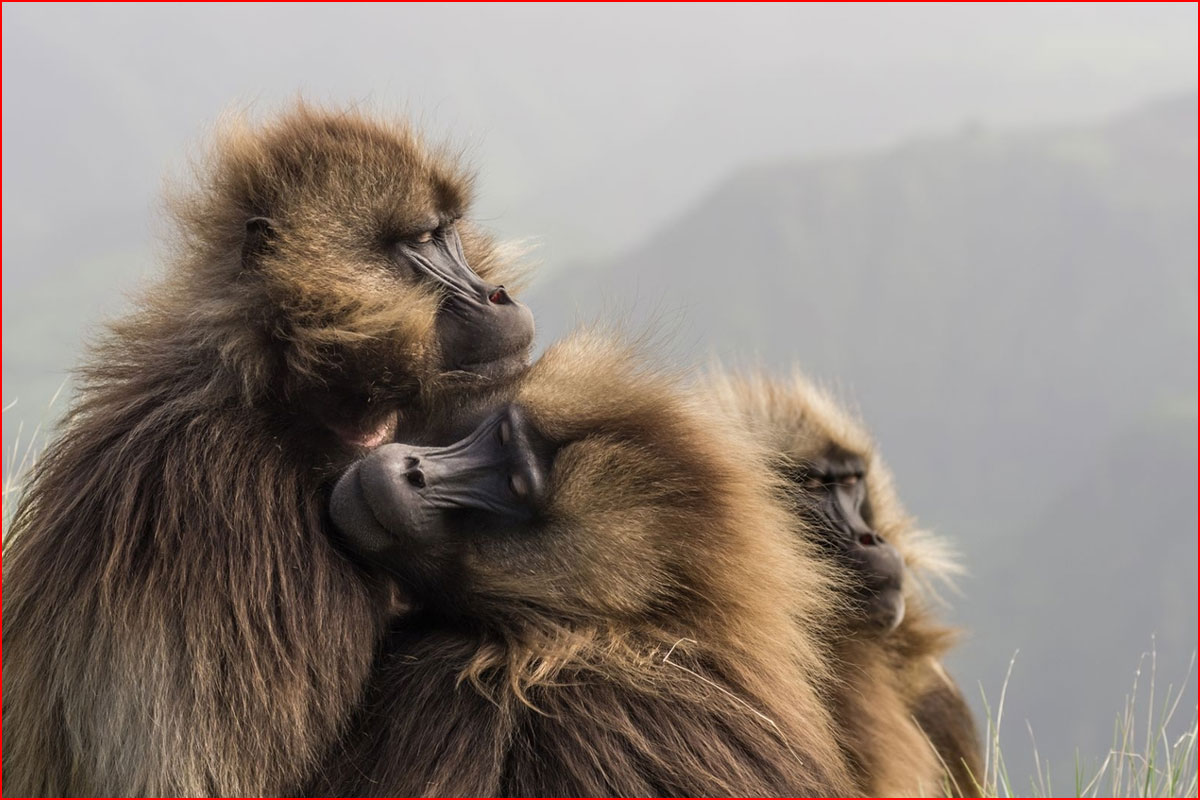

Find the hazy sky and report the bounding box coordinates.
[4,3,1196,273]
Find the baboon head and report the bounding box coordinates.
[708,373,908,634]
[172,104,534,451]
[330,333,803,634]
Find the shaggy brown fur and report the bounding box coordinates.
[707,371,983,797]
[2,104,527,797]
[310,333,856,797]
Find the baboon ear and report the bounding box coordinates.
[241,216,277,269]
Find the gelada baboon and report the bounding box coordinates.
[313,332,855,797]
[2,104,533,797]
[707,371,983,797]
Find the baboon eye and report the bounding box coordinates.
[412,229,435,245]
[842,474,860,487]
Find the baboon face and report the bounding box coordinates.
[330,344,732,625]
[195,109,534,448]
[792,449,906,633]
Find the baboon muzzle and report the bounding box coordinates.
[330,405,547,555]
[437,285,536,374]
[816,483,907,633]
[403,224,534,374]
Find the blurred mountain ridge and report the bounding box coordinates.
[528,90,1198,777]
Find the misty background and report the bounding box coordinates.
[3,3,1196,787]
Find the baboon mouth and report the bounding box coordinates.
[863,586,906,633]
[329,409,400,449]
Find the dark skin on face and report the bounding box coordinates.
[244,213,535,449]
[396,218,534,378]
[329,403,554,607]
[796,449,906,633]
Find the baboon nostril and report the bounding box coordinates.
[406,469,426,489]
[488,287,510,305]
[859,533,878,547]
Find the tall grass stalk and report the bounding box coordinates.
[2,385,65,534]
[982,647,1197,798]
